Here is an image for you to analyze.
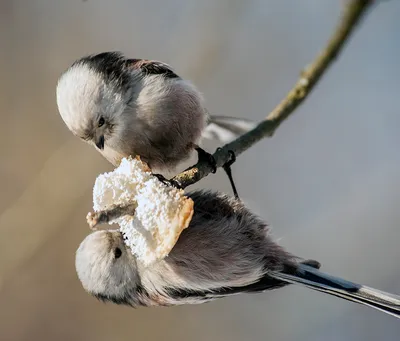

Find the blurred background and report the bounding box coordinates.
[2,0,400,340]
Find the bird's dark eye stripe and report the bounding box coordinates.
[114,247,122,259]
[98,117,105,127]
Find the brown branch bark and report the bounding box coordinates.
[171,0,375,189]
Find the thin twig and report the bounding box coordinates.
[86,203,137,230]
[171,0,374,189]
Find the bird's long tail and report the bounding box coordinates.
[202,115,257,144]
[270,263,400,319]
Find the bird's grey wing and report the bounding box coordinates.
[270,263,400,319]
[165,261,400,318]
[163,260,320,304]
[202,114,258,144]
[126,61,256,143]
[127,59,257,144]
[127,59,180,79]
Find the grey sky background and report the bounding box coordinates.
[1,1,400,340]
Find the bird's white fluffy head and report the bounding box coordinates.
[75,229,140,300]
[56,54,131,141]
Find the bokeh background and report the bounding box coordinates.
[2,1,400,340]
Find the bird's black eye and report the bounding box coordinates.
[98,117,105,127]
[114,247,122,259]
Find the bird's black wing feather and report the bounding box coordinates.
[270,263,400,319]
[127,59,179,78]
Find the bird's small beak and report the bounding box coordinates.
[95,135,105,150]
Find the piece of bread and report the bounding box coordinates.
[92,156,194,266]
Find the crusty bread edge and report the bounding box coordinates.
[134,155,152,173]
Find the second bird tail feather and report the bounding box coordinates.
[203,115,258,144]
[271,263,400,319]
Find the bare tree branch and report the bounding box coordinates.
[171,0,375,189]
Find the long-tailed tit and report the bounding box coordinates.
[56,52,256,197]
[75,190,400,318]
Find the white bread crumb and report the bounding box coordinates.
[92,157,194,266]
